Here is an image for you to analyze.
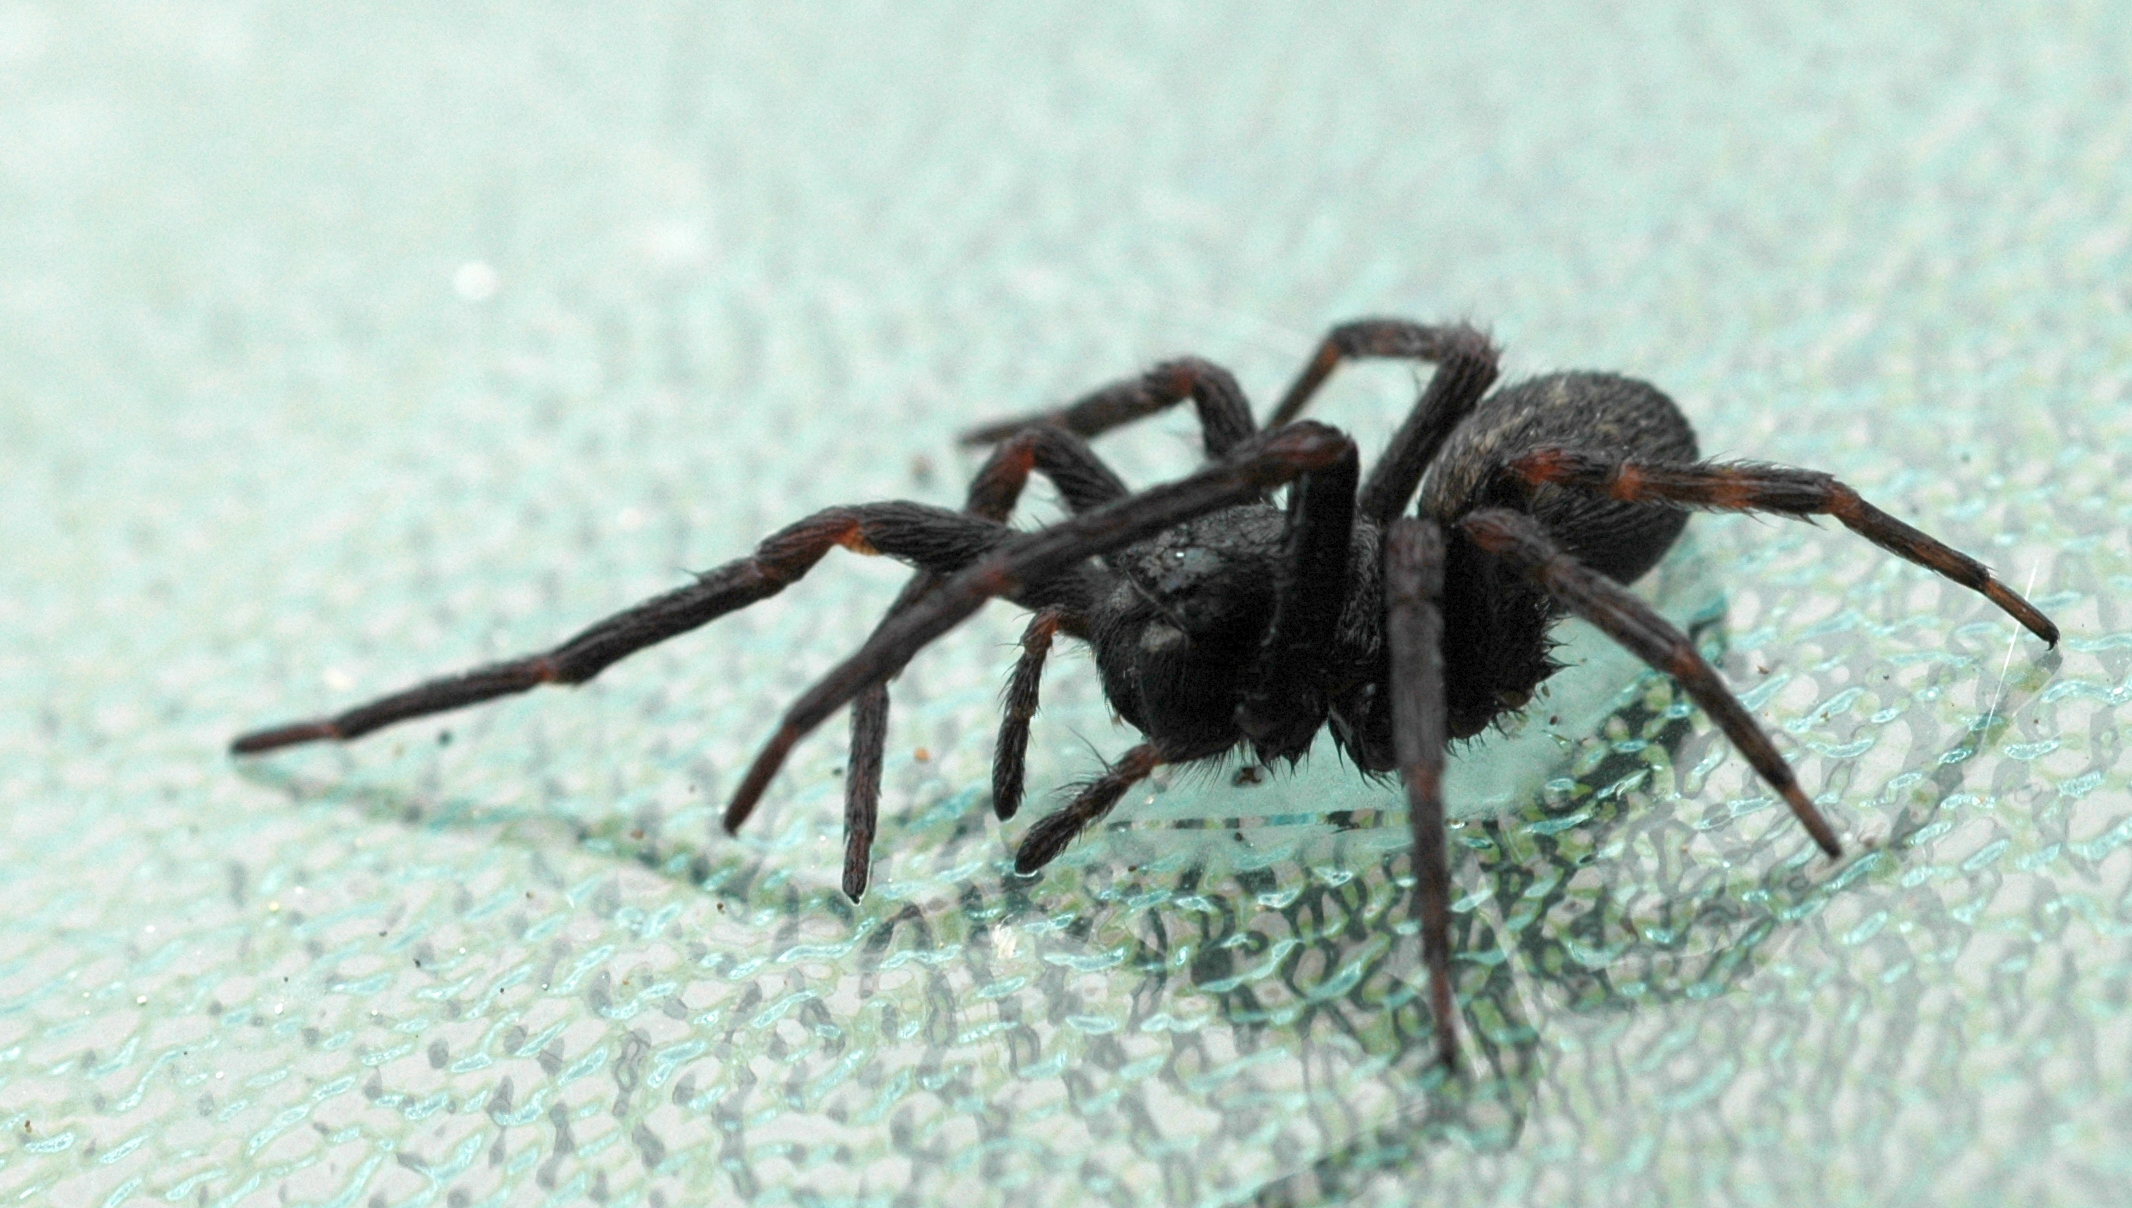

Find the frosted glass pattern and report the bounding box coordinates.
[3,4,2127,1205]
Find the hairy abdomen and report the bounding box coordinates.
[1422,372,1698,584]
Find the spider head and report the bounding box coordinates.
[1086,505,1288,753]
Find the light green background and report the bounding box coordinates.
[4,3,2130,1205]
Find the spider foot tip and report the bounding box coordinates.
[1011,839,1059,877]
[229,721,336,755]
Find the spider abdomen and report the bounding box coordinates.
[1425,371,1699,585]
[1415,372,1700,739]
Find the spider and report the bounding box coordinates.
[231,318,2059,1067]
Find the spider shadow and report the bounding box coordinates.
[229,734,774,903]
[1243,625,2060,1205]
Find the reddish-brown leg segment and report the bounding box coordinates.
[1508,449,2059,646]
[230,503,1016,756]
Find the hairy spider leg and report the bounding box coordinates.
[842,663,894,900]
[1507,449,2061,646]
[1003,424,1368,868]
[228,503,1019,755]
[1262,319,1503,526]
[1269,318,1498,427]
[724,421,1360,835]
[993,609,1063,822]
[1012,743,1167,872]
[958,357,1257,458]
[1234,437,1361,759]
[960,423,1134,519]
[1384,518,1457,1068]
[842,427,1128,897]
[1462,507,1845,858]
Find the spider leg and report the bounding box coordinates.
[842,673,892,900]
[958,357,1256,459]
[1263,319,1501,525]
[1507,450,2060,646]
[1014,419,1368,852]
[1013,743,1164,872]
[841,427,1123,897]
[1270,318,1495,425]
[1462,506,1845,858]
[959,423,1132,518]
[723,421,1358,833]
[992,609,1063,822]
[230,503,1017,755]
[1234,436,1362,759]
[842,563,958,898]
[1384,517,1458,1068]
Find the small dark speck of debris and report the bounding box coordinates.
[437,730,452,746]
[910,454,936,487]
[1232,765,1266,786]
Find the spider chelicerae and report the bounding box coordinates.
[232,318,2059,1066]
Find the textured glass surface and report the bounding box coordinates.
[4,3,2129,1205]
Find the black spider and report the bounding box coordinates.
[231,318,2059,1067]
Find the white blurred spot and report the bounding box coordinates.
[323,667,354,692]
[616,506,645,532]
[454,261,500,302]
[640,221,710,272]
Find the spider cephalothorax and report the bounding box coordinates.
[233,319,2059,1066]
